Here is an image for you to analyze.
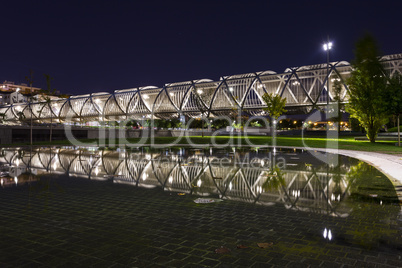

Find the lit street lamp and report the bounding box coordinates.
[323,39,332,128]
[323,39,333,178]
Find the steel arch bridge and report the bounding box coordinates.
[1,54,401,124]
[0,147,354,216]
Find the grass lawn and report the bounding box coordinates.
[7,135,402,154]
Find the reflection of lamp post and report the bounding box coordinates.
[323,39,332,128]
[201,116,204,138]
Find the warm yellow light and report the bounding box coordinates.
[279,120,282,123]
[314,122,317,126]
[308,121,312,124]
[293,121,297,124]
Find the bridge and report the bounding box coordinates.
[1,54,401,124]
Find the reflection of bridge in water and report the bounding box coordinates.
[1,147,362,216]
[1,54,401,123]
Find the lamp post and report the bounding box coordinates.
[323,39,332,129]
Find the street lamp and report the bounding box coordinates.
[323,40,332,104]
[323,39,333,129]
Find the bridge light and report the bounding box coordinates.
[229,87,233,92]
[143,94,149,99]
[197,89,203,95]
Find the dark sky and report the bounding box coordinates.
[1,0,401,95]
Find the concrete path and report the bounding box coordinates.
[317,148,402,184]
[302,148,402,202]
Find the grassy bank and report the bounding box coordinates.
[5,135,402,154]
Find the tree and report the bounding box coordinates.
[0,113,6,124]
[262,92,286,148]
[25,70,34,145]
[262,92,287,123]
[346,34,388,143]
[193,90,209,137]
[42,74,57,142]
[384,73,402,146]
[16,111,26,122]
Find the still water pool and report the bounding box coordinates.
[0,147,401,267]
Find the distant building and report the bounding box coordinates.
[0,81,44,105]
[0,80,42,94]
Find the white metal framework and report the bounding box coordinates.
[1,54,401,123]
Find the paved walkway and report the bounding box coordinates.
[304,148,402,203]
[1,175,401,267]
[318,149,402,184]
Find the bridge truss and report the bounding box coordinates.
[1,54,401,124]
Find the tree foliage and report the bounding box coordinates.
[346,34,388,142]
[261,93,287,120]
[384,73,402,116]
[42,74,57,142]
[384,73,402,145]
[0,113,6,124]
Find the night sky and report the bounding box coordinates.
[1,0,401,96]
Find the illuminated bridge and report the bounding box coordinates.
[1,53,401,124]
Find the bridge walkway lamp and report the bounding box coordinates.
[323,39,333,130]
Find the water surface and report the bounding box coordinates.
[0,147,400,267]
